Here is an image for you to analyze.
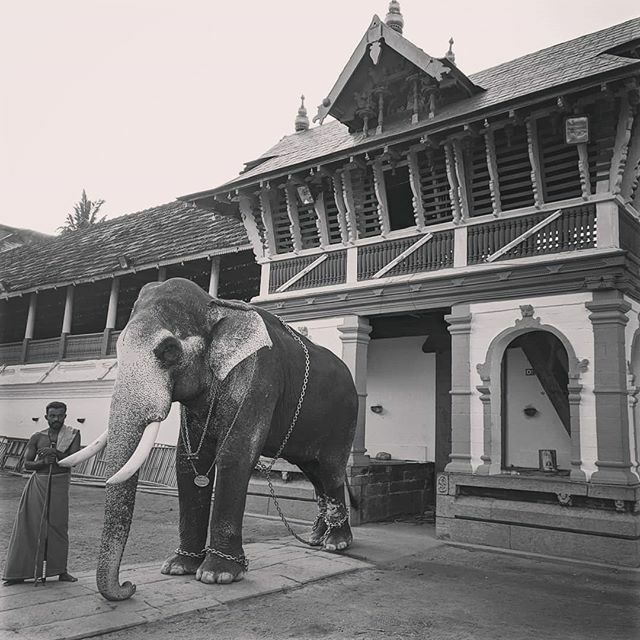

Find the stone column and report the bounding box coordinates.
[208,256,221,297]
[586,290,637,485]
[102,277,120,356]
[59,284,74,359]
[444,304,473,473]
[338,315,371,466]
[22,292,37,362]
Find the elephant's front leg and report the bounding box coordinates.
[196,457,253,585]
[161,411,214,575]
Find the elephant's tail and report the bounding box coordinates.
[345,473,359,511]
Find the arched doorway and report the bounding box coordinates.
[501,330,571,473]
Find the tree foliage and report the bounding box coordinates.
[59,189,106,233]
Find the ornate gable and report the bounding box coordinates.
[314,13,483,135]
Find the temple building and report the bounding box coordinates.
[180,5,640,565]
[0,201,258,445]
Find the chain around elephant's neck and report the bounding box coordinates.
[180,354,257,487]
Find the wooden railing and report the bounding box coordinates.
[269,250,347,293]
[620,208,640,259]
[65,333,103,360]
[0,342,22,365]
[467,204,597,264]
[26,337,60,363]
[357,230,454,280]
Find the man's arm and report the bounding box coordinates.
[23,434,51,471]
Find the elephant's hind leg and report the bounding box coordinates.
[303,460,353,552]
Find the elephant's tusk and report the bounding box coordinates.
[58,430,108,467]
[106,422,161,485]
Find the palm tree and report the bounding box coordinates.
[59,189,106,233]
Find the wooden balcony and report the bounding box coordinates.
[0,330,121,366]
[265,201,618,295]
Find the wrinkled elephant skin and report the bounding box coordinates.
[95,278,357,601]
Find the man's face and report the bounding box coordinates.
[45,407,66,431]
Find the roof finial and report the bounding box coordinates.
[445,37,456,65]
[385,1,404,35]
[294,95,309,132]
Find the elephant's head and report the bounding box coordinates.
[61,278,272,600]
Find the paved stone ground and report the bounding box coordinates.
[0,540,370,640]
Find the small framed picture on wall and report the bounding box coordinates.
[539,449,558,472]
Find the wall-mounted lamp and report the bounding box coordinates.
[296,185,314,205]
[370,405,384,414]
[31,417,39,422]
[0,280,9,293]
[297,326,309,337]
[77,418,86,424]
[118,255,131,269]
[523,405,539,417]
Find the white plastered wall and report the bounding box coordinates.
[625,295,640,477]
[470,292,596,476]
[504,348,571,469]
[292,317,345,357]
[366,337,435,462]
[0,359,180,446]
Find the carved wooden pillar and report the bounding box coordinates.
[483,125,502,216]
[331,172,350,244]
[444,305,473,473]
[284,183,303,253]
[586,290,637,485]
[452,139,471,222]
[610,94,635,196]
[443,142,462,223]
[157,266,167,282]
[371,160,390,236]
[338,316,372,467]
[340,168,359,243]
[407,147,426,229]
[577,143,591,199]
[525,117,543,208]
[238,193,267,260]
[258,186,278,257]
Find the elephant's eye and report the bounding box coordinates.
[154,336,182,367]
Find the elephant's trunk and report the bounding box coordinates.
[96,383,170,601]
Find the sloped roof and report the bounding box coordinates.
[0,201,250,296]
[0,224,52,253]
[190,16,640,197]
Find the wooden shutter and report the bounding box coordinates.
[537,115,582,202]
[351,165,381,238]
[494,125,535,211]
[416,147,453,224]
[465,136,493,217]
[272,188,294,254]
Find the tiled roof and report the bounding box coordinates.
[0,201,249,295]
[213,17,640,190]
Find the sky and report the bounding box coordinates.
[1,0,638,235]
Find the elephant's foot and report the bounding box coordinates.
[195,548,247,585]
[160,549,204,575]
[309,496,328,546]
[321,498,352,552]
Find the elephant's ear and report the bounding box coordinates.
[208,300,272,380]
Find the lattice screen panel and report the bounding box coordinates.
[321,177,343,244]
[586,99,618,194]
[464,136,493,217]
[494,125,535,211]
[296,198,320,250]
[272,188,294,254]
[416,147,453,224]
[351,166,381,238]
[537,116,582,202]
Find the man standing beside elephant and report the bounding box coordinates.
[2,401,81,586]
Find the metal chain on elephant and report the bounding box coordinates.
[256,319,316,546]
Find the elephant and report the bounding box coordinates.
[61,277,358,601]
